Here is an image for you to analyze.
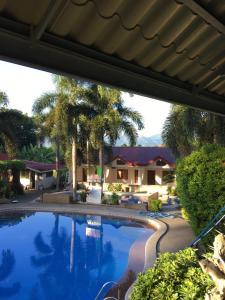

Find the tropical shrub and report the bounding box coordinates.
[102,192,119,205]
[148,199,162,212]
[80,191,87,202]
[167,186,177,196]
[176,144,225,238]
[107,183,123,192]
[130,248,213,300]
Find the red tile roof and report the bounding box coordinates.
[0,153,65,172]
[0,153,9,160]
[23,160,65,172]
[112,147,175,166]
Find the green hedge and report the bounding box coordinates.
[176,144,225,235]
[0,160,25,172]
[130,248,213,300]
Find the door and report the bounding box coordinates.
[134,170,138,184]
[147,170,155,185]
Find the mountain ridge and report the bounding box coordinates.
[116,134,163,146]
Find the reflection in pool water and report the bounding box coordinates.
[0,212,153,300]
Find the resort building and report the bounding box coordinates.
[77,147,176,194]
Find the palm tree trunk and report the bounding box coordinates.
[72,131,77,201]
[87,140,90,184]
[99,137,104,199]
[55,140,60,191]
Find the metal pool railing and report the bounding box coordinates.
[190,204,225,247]
[95,281,120,300]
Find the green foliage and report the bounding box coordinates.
[148,199,162,212]
[0,179,11,198]
[176,144,225,239]
[130,248,213,300]
[163,171,175,183]
[162,105,225,158]
[0,91,9,108]
[19,145,56,163]
[167,186,177,196]
[0,160,25,172]
[107,183,123,192]
[79,191,87,202]
[181,207,189,222]
[102,192,119,205]
[0,109,37,155]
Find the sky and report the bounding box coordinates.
[0,60,171,137]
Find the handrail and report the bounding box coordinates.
[190,204,225,246]
[95,281,120,300]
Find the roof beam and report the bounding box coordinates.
[32,0,66,40]
[180,0,225,35]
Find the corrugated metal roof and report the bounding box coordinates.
[112,146,175,166]
[0,0,225,112]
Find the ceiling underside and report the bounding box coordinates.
[0,0,225,114]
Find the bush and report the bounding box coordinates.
[167,186,177,196]
[107,183,123,192]
[102,192,119,205]
[0,179,11,198]
[176,145,225,239]
[79,191,87,202]
[148,199,162,212]
[130,248,213,300]
[181,207,189,222]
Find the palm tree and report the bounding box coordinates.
[32,84,68,191]
[0,91,9,108]
[82,84,144,195]
[162,104,225,158]
[0,249,20,297]
[0,92,16,157]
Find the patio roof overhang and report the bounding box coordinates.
[0,0,225,114]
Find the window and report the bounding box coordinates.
[117,159,125,165]
[156,159,167,166]
[117,169,128,180]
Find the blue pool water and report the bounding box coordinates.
[0,212,153,300]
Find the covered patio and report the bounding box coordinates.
[0,0,224,115]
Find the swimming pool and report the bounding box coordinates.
[0,212,154,300]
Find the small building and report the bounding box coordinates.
[20,160,65,190]
[77,146,176,194]
[0,153,65,190]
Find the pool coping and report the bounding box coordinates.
[0,202,167,299]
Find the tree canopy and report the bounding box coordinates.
[162,105,225,158]
[0,91,37,157]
